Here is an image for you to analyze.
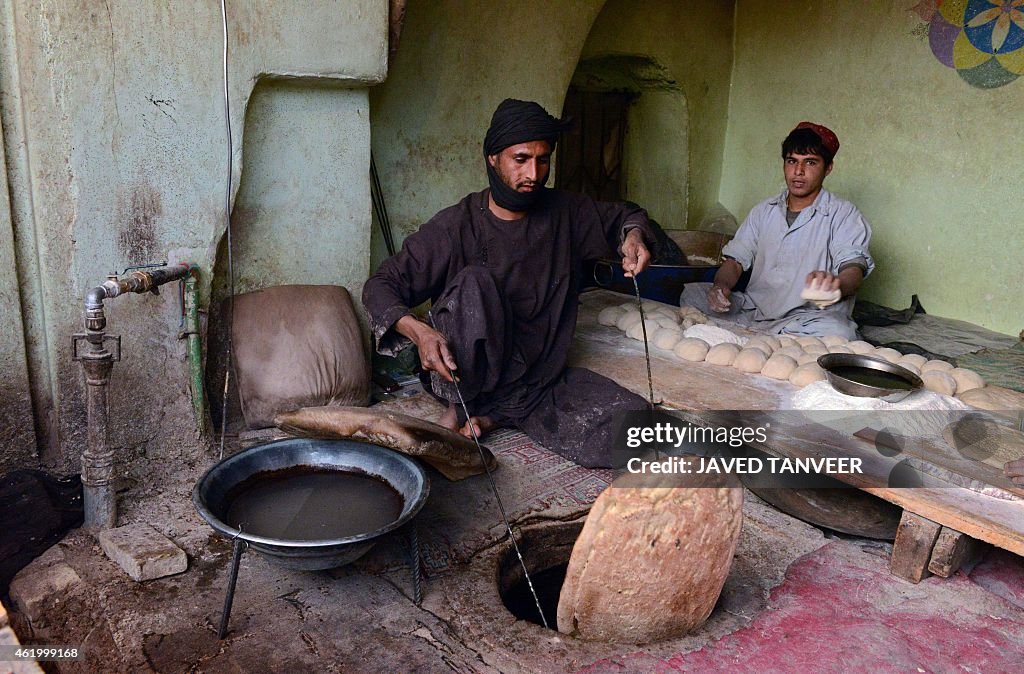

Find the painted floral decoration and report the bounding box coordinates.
[914,0,1024,88]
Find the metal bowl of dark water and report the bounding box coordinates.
[193,438,429,570]
[817,353,923,403]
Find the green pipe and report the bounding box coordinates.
[184,272,206,435]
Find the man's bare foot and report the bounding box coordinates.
[460,415,496,439]
[439,403,459,432]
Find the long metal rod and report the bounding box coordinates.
[427,313,549,629]
[218,0,235,460]
[218,537,246,639]
[632,275,656,409]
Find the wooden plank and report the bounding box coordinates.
[572,289,1024,557]
[890,512,942,583]
[928,527,985,578]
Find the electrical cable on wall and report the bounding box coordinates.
[218,0,235,460]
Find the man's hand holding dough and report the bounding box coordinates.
[802,270,842,308]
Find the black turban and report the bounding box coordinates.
[483,99,572,212]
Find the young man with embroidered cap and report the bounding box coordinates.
[681,122,873,339]
[362,99,655,467]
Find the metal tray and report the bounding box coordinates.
[817,353,923,403]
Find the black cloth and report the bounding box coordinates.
[362,188,654,466]
[483,99,573,212]
[853,294,926,327]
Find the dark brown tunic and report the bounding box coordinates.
[362,188,653,466]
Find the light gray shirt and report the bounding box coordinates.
[721,188,874,323]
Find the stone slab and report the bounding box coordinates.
[8,564,81,623]
[97,523,187,582]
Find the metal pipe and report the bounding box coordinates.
[75,264,197,530]
[183,273,206,435]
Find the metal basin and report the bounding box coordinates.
[817,353,923,403]
[193,438,429,570]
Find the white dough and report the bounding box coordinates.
[746,342,773,357]
[679,305,708,324]
[749,335,781,351]
[733,348,768,373]
[921,359,955,373]
[761,354,798,380]
[922,370,956,396]
[682,324,746,348]
[796,352,821,366]
[796,336,825,349]
[655,317,681,330]
[777,335,798,349]
[777,345,805,360]
[705,343,741,366]
[897,362,921,376]
[821,335,847,347]
[803,344,829,356]
[674,338,710,362]
[873,347,903,364]
[950,367,985,393]
[789,362,826,387]
[616,310,642,332]
[598,306,628,326]
[627,321,654,341]
[652,327,683,350]
[828,344,853,354]
[898,353,927,369]
[847,340,874,355]
[800,286,841,308]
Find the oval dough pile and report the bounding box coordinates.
[705,343,741,366]
[733,348,768,373]
[922,370,956,395]
[789,362,826,387]
[598,305,628,326]
[762,354,798,380]
[652,327,683,350]
[950,367,985,393]
[921,359,954,373]
[873,347,903,364]
[674,338,710,362]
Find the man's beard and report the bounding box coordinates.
[486,161,547,212]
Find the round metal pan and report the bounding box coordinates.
[817,353,923,403]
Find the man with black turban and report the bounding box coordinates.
[362,98,655,467]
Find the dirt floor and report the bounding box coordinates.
[5,392,1024,673]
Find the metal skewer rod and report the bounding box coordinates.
[427,313,549,629]
[631,275,656,411]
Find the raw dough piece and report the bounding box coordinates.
[796,336,825,349]
[656,317,681,330]
[652,327,683,350]
[950,367,985,393]
[733,348,768,373]
[761,354,798,380]
[674,338,710,362]
[777,345,805,360]
[682,324,746,347]
[789,362,826,387]
[777,335,798,349]
[598,306,628,326]
[921,371,957,396]
[847,340,874,355]
[627,321,655,341]
[821,335,847,347]
[921,359,954,373]
[958,386,1024,415]
[800,285,841,308]
[796,352,821,366]
[897,362,921,376]
[873,347,903,364]
[803,344,828,356]
[828,345,853,354]
[705,343,741,366]
[898,353,927,369]
[616,310,642,332]
[557,472,743,643]
[749,335,781,351]
[746,343,773,358]
[679,305,708,324]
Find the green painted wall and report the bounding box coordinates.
[579,0,735,230]
[721,1,1023,335]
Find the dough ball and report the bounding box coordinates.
[789,362,826,387]
[873,347,903,364]
[847,340,874,355]
[898,353,927,369]
[778,345,805,360]
[733,348,768,373]
[796,336,825,349]
[922,370,956,396]
[897,362,921,376]
[627,320,655,341]
[598,306,628,326]
[950,367,985,393]
[705,343,741,366]
[828,344,853,354]
[777,335,798,349]
[746,342,773,358]
[796,352,821,366]
[821,335,847,347]
[921,359,954,373]
[674,338,710,362]
[749,335,781,351]
[803,344,828,356]
[681,318,695,329]
[652,327,683,350]
[656,317,681,330]
[761,354,798,380]
[616,310,642,332]
[679,305,708,324]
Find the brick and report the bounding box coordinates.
[8,563,81,623]
[98,523,187,582]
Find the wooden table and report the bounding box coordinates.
[570,290,1024,578]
